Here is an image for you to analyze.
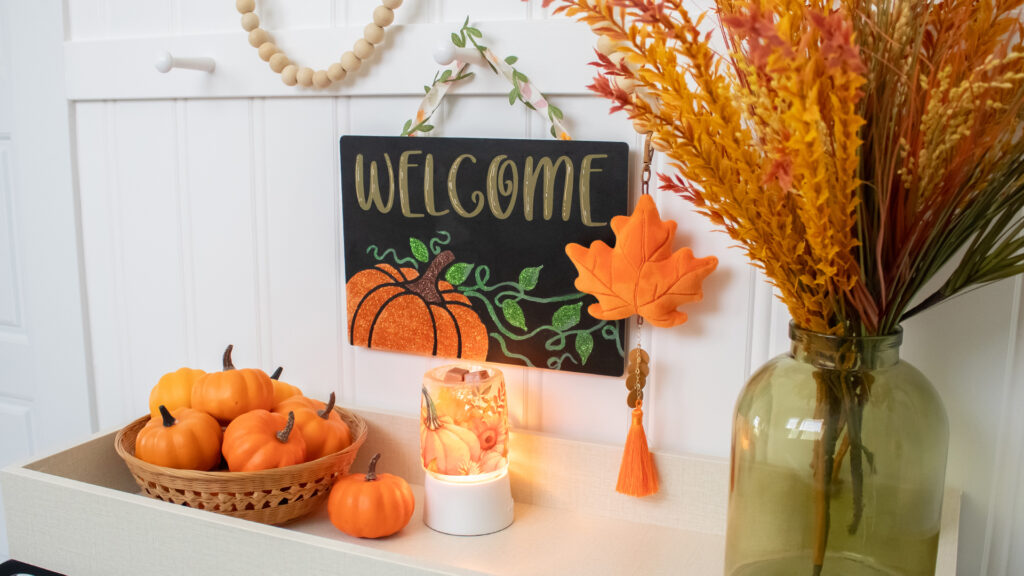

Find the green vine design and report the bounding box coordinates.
[454,262,621,369]
[361,230,621,368]
[366,231,453,268]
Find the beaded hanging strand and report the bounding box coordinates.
[236,0,403,89]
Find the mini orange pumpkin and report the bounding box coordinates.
[272,392,351,461]
[347,250,488,360]
[420,387,481,476]
[134,405,222,471]
[222,409,306,472]
[269,366,303,407]
[191,345,274,424]
[148,367,205,419]
[328,453,415,539]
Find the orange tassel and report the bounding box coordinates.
[616,402,658,497]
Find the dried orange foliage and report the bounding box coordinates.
[554,0,1024,336]
[566,195,718,328]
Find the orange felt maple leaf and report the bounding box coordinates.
[565,195,718,328]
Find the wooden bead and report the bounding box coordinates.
[364,24,386,45]
[269,52,290,73]
[340,51,362,72]
[281,65,298,86]
[327,63,347,82]
[596,35,617,56]
[381,0,403,8]
[313,70,332,88]
[248,28,270,48]
[236,0,255,14]
[241,12,260,32]
[297,67,315,87]
[258,42,278,62]
[615,76,637,94]
[372,6,395,27]
[353,39,374,60]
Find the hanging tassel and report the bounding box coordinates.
[617,344,658,497]
[616,401,659,496]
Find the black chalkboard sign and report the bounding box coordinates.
[340,135,629,376]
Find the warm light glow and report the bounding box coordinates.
[421,363,510,480]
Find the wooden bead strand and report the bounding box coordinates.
[236,0,403,89]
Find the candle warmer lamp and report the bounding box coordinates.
[420,363,513,536]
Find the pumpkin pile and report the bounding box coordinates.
[137,344,351,472]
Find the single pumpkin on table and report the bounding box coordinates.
[273,391,351,461]
[222,409,306,472]
[191,344,274,424]
[148,367,205,419]
[328,453,415,538]
[134,405,222,471]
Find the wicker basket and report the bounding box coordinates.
[115,407,368,525]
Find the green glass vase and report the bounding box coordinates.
[725,324,948,576]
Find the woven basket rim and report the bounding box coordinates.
[115,405,368,480]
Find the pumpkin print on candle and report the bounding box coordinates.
[419,370,509,477]
[347,249,489,359]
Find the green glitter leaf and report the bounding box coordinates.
[502,300,527,331]
[410,238,429,263]
[518,266,543,291]
[552,302,582,331]
[451,33,466,48]
[445,263,473,286]
[575,332,594,365]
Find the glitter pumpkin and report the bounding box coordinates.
[346,250,488,360]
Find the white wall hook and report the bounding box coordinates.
[433,44,486,68]
[154,51,216,74]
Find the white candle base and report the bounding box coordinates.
[423,469,514,536]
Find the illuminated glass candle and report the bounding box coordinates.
[420,363,513,535]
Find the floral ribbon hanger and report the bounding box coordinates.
[401,18,570,140]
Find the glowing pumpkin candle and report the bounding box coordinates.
[420,363,513,535]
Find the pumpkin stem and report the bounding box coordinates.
[404,250,455,304]
[270,366,283,380]
[277,411,296,443]
[318,392,337,420]
[365,453,382,482]
[158,405,176,427]
[223,344,236,371]
[421,386,442,431]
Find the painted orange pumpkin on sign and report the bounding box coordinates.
[347,249,489,359]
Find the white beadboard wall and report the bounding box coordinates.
[59,1,1023,575]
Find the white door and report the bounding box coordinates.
[0,0,94,559]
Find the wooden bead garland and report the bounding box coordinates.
[236,0,402,89]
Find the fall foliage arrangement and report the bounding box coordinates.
[553,0,1024,338]
[549,0,1024,572]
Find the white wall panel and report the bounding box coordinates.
[0,143,20,328]
[178,0,241,34]
[902,280,1019,576]
[0,0,11,135]
[113,101,189,417]
[262,97,343,401]
[107,0,172,38]
[76,101,124,429]
[250,0,333,30]
[66,0,108,40]
[183,99,261,372]
[442,1,528,23]
[0,401,31,466]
